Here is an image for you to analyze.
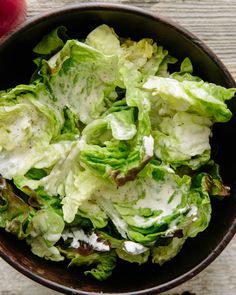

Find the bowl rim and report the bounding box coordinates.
[0,2,236,295]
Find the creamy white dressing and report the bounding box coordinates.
[143,135,154,158]
[178,207,188,214]
[0,147,43,179]
[123,241,148,255]
[62,228,110,252]
[0,104,48,152]
[96,180,143,203]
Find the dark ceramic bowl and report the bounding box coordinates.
[0,3,235,295]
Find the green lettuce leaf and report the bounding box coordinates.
[61,169,107,224]
[79,96,153,186]
[0,178,34,239]
[85,24,122,56]
[60,247,117,281]
[171,58,204,82]
[78,200,108,229]
[115,240,150,264]
[122,38,155,68]
[27,209,65,261]
[33,26,69,55]
[0,83,65,179]
[153,112,212,169]
[21,140,87,224]
[82,107,137,142]
[94,162,212,245]
[53,107,80,142]
[40,39,122,124]
[151,237,186,265]
[93,164,189,243]
[143,76,236,122]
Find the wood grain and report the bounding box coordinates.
[1,1,236,295]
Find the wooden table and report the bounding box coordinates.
[0,1,235,294]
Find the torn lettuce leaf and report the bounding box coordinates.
[152,237,186,265]
[144,75,235,122]
[116,246,150,264]
[0,178,34,239]
[0,83,66,179]
[27,209,65,261]
[79,99,153,186]
[40,39,122,125]
[85,24,122,56]
[152,112,212,169]
[61,170,107,224]
[33,26,69,56]
[92,163,206,244]
[60,247,117,281]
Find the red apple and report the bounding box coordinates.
[0,0,26,37]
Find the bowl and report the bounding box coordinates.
[0,3,235,295]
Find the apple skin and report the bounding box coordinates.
[0,0,27,37]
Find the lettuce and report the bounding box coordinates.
[152,237,186,265]
[0,24,235,281]
[0,178,34,239]
[60,247,117,281]
[33,26,69,56]
[41,39,122,125]
[143,75,235,122]
[27,209,65,261]
[153,112,212,169]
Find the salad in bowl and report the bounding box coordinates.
[0,24,235,281]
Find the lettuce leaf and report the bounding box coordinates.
[144,76,235,122]
[33,26,69,56]
[0,178,34,239]
[60,247,117,281]
[86,24,122,56]
[151,237,186,265]
[153,112,212,169]
[0,24,234,281]
[26,209,65,261]
[41,39,122,124]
